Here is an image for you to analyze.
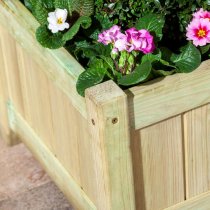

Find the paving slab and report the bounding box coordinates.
[0,138,74,210]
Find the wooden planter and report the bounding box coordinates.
[1,1,210,209]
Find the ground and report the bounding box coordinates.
[0,138,74,210]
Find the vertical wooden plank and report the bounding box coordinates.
[132,116,185,210]
[16,43,55,152]
[0,24,20,145]
[86,80,135,210]
[0,27,10,143]
[183,104,210,199]
[48,82,81,185]
[0,25,24,116]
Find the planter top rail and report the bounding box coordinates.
[2,0,210,130]
[127,60,210,129]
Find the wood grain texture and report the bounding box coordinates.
[0,23,20,145]
[183,104,210,198]
[86,80,135,210]
[164,191,210,210]
[10,108,96,210]
[0,25,10,144]
[48,79,98,205]
[15,43,56,152]
[0,24,24,116]
[0,0,86,119]
[15,42,99,206]
[127,60,210,130]
[132,116,185,210]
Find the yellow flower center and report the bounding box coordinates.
[197,29,206,38]
[57,18,63,24]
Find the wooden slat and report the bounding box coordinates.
[0,0,87,119]
[48,80,99,204]
[127,60,210,130]
[132,116,185,210]
[86,80,135,210]
[164,191,210,210]
[0,25,24,117]
[9,107,96,210]
[15,43,55,152]
[0,26,10,144]
[183,104,210,198]
[0,22,20,145]
[16,41,99,205]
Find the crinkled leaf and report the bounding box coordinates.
[54,0,72,14]
[171,43,201,73]
[72,0,94,16]
[62,16,92,42]
[27,0,36,8]
[118,61,152,86]
[24,0,33,10]
[36,26,65,49]
[33,0,48,25]
[42,0,54,9]
[135,14,165,41]
[76,67,107,96]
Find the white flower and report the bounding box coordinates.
[47,9,70,33]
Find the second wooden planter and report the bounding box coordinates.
[1,1,210,210]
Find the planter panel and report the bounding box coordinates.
[1,0,210,210]
[132,116,185,210]
[183,104,210,198]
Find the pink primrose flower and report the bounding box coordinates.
[193,8,210,21]
[113,33,130,52]
[126,28,155,54]
[186,18,210,46]
[98,25,121,45]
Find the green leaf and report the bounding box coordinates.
[24,0,33,10]
[62,16,92,42]
[135,14,165,41]
[54,0,72,14]
[171,43,201,73]
[72,0,94,16]
[141,49,161,63]
[152,69,175,77]
[33,0,48,25]
[118,61,152,86]
[200,44,210,54]
[160,47,173,62]
[100,55,114,71]
[43,0,54,9]
[36,26,65,49]
[74,41,98,59]
[76,67,107,96]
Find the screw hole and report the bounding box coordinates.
[112,117,118,124]
[91,119,95,125]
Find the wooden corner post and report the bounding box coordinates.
[85,80,136,210]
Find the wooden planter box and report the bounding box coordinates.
[1,1,210,209]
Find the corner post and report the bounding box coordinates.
[85,80,135,210]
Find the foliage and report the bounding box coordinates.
[94,0,210,48]
[20,0,210,96]
[23,0,93,49]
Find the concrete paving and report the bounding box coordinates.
[0,138,74,210]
